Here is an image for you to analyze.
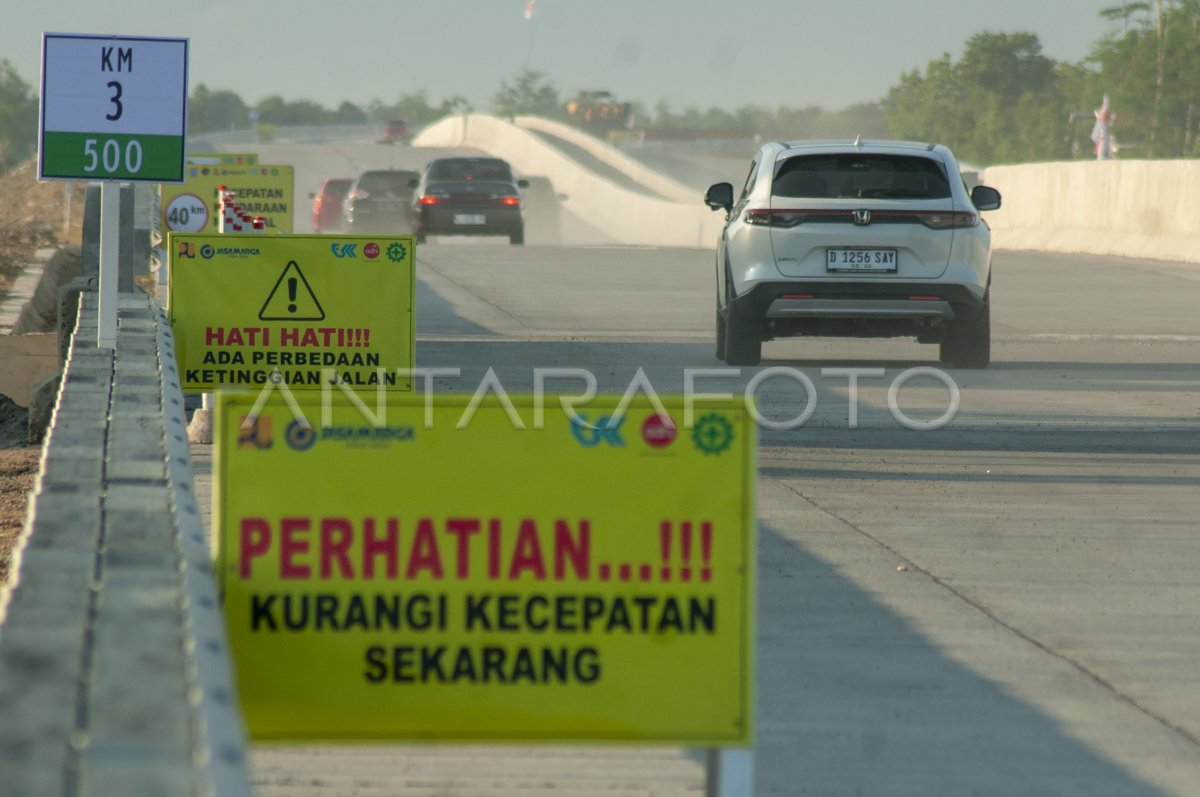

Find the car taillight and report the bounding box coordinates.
[419,195,441,205]
[743,208,815,227]
[920,211,977,229]
[745,208,977,228]
[497,196,520,206]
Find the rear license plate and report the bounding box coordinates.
[826,248,897,272]
[453,214,486,225]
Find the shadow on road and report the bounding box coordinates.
[755,523,1172,795]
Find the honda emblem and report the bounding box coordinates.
[852,209,872,225]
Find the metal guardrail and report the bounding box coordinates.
[0,256,251,791]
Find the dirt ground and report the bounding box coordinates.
[0,161,86,584]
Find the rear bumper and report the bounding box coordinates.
[344,211,413,235]
[313,208,341,230]
[729,280,987,340]
[416,206,523,236]
[732,280,985,318]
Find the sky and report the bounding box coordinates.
[4,0,1119,112]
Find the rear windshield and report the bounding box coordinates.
[357,171,416,193]
[325,178,352,197]
[427,159,514,182]
[773,154,950,200]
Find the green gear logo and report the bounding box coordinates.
[386,242,408,262]
[692,413,734,455]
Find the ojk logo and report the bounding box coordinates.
[570,414,625,448]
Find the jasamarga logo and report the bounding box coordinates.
[211,246,261,258]
[321,424,416,445]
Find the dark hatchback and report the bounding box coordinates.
[343,169,419,233]
[411,157,529,245]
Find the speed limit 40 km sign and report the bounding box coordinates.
[39,33,188,183]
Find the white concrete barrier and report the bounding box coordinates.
[513,115,698,203]
[0,293,252,796]
[983,160,1200,264]
[413,114,722,249]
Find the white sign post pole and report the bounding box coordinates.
[97,182,120,348]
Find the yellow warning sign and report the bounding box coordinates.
[259,261,325,321]
[168,234,414,391]
[214,393,755,744]
[162,164,294,234]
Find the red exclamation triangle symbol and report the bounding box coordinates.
[700,522,713,582]
[660,521,672,582]
[680,521,693,582]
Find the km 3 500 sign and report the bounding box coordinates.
[39,33,189,183]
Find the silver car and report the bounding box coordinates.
[705,139,1001,367]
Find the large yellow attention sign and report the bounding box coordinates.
[168,234,414,391]
[215,394,755,744]
[161,163,293,234]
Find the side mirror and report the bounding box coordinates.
[308,191,316,199]
[517,179,530,189]
[971,185,1001,211]
[705,182,734,212]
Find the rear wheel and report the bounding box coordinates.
[510,226,525,245]
[940,295,990,369]
[720,263,761,366]
[415,230,427,244]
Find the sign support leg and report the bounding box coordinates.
[705,748,753,797]
[98,182,120,349]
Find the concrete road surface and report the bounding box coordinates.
[192,244,1200,795]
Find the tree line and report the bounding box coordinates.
[2,4,1199,172]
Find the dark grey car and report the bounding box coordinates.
[410,157,529,245]
[343,169,419,234]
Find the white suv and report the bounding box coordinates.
[705,139,1001,367]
